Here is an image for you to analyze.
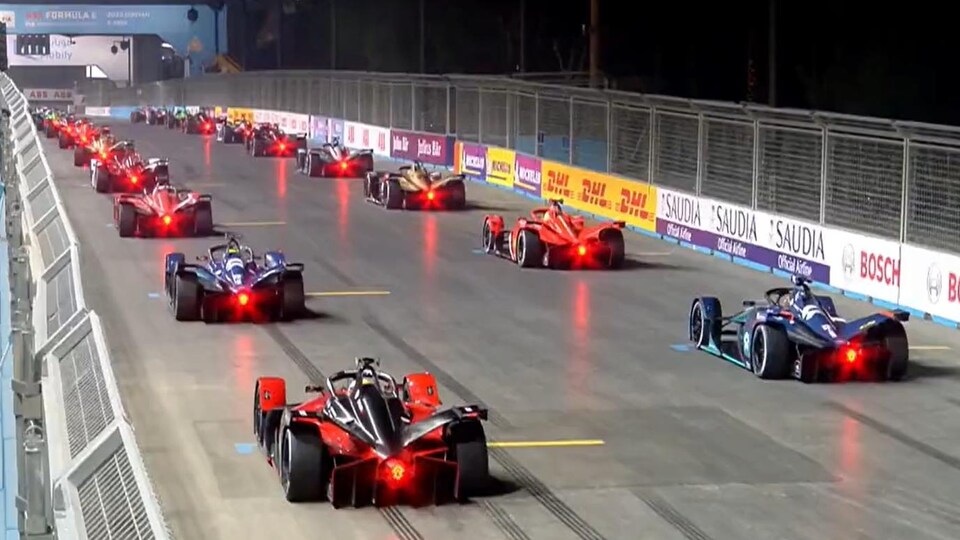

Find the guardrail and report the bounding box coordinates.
[82,69,960,330]
[0,74,171,539]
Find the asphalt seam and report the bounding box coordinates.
[825,402,960,471]
[379,507,423,540]
[636,492,714,540]
[479,500,531,540]
[364,315,606,540]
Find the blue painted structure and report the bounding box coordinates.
[0,185,18,538]
[0,4,228,76]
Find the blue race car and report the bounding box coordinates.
[164,237,306,323]
[688,275,910,382]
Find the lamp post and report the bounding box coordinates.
[110,38,132,87]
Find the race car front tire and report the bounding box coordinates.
[751,324,791,379]
[58,133,69,149]
[173,274,201,321]
[280,273,305,321]
[482,218,497,253]
[884,321,909,381]
[600,229,625,269]
[516,229,544,268]
[280,427,330,502]
[689,297,722,348]
[445,420,490,499]
[193,203,214,236]
[117,204,137,237]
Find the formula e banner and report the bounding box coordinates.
[514,154,542,198]
[458,142,486,181]
[485,147,515,188]
[656,188,831,283]
[542,160,657,232]
[390,129,454,166]
[343,121,390,156]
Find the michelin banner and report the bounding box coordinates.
[458,142,486,181]
[485,147,515,188]
[514,154,542,198]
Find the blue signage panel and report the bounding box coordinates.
[0,4,228,75]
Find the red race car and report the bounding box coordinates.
[114,183,214,237]
[254,357,490,507]
[245,123,297,157]
[90,141,170,193]
[482,199,626,269]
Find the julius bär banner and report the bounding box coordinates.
[390,129,454,166]
[541,160,656,232]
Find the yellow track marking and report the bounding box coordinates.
[306,291,391,297]
[487,439,605,448]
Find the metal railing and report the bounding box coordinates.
[1,74,171,539]
[86,70,960,255]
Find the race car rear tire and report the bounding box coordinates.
[481,218,497,253]
[251,140,264,157]
[600,228,625,269]
[884,321,909,381]
[516,229,544,268]
[445,420,490,499]
[117,204,137,238]
[445,180,467,209]
[58,133,69,149]
[173,274,200,321]
[73,147,87,167]
[280,427,330,502]
[281,273,305,321]
[193,203,214,236]
[93,168,110,193]
[384,179,404,209]
[751,324,791,379]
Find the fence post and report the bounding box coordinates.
[505,90,511,150]
[819,125,828,224]
[752,119,760,209]
[534,92,540,157]
[410,83,416,131]
[695,113,705,196]
[605,100,613,173]
[445,84,452,135]
[648,107,657,184]
[568,96,574,165]
[900,138,911,244]
[478,88,484,145]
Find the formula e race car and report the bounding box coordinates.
[57,118,94,149]
[164,237,305,322]
[90,141,170,193]
[75,129,116,167]
[481,199,625,269]
[164,108,187,129]
[216,117,249,143]
[688,275,910,382]
[253,357,490,506]
[182,111,216,135]
[364,161,466,210]
[114,182,214,237]
[44,113,74,139]
[297,138,374,177]
[246,123,297,157]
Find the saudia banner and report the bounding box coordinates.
[656,188,831,284]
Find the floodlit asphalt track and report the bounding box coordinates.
[43,123,960,540]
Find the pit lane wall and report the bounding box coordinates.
[84,105,958,329]
[2,80,171,538]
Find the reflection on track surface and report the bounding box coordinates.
[44,123,960,540]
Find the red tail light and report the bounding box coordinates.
[129,175,138,184]
[426,190,435,201]
[577,245,587,256]
[841,345,859,364]
[237,292,250,306]
[80,136,88,143]
[384,459,407,484]
[100,151,108,159]
[340,161,348,170]
[162,215,172,226]
[279,142,287,151]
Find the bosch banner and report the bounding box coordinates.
[458,142,486,181]
[0,4,228,76]
[542,160,657,231]
[826,228,902,305]
[390,129,454,166]
[513,154,542,198]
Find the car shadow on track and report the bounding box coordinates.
[903,361,960,382]
[471,476,523,499]
[620,258,692,272]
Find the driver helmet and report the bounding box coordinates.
[226,244,241,256]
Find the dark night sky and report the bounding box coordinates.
[227,0,959,125]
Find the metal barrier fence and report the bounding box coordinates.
[1,74,171,539]
[85,71,960,255]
